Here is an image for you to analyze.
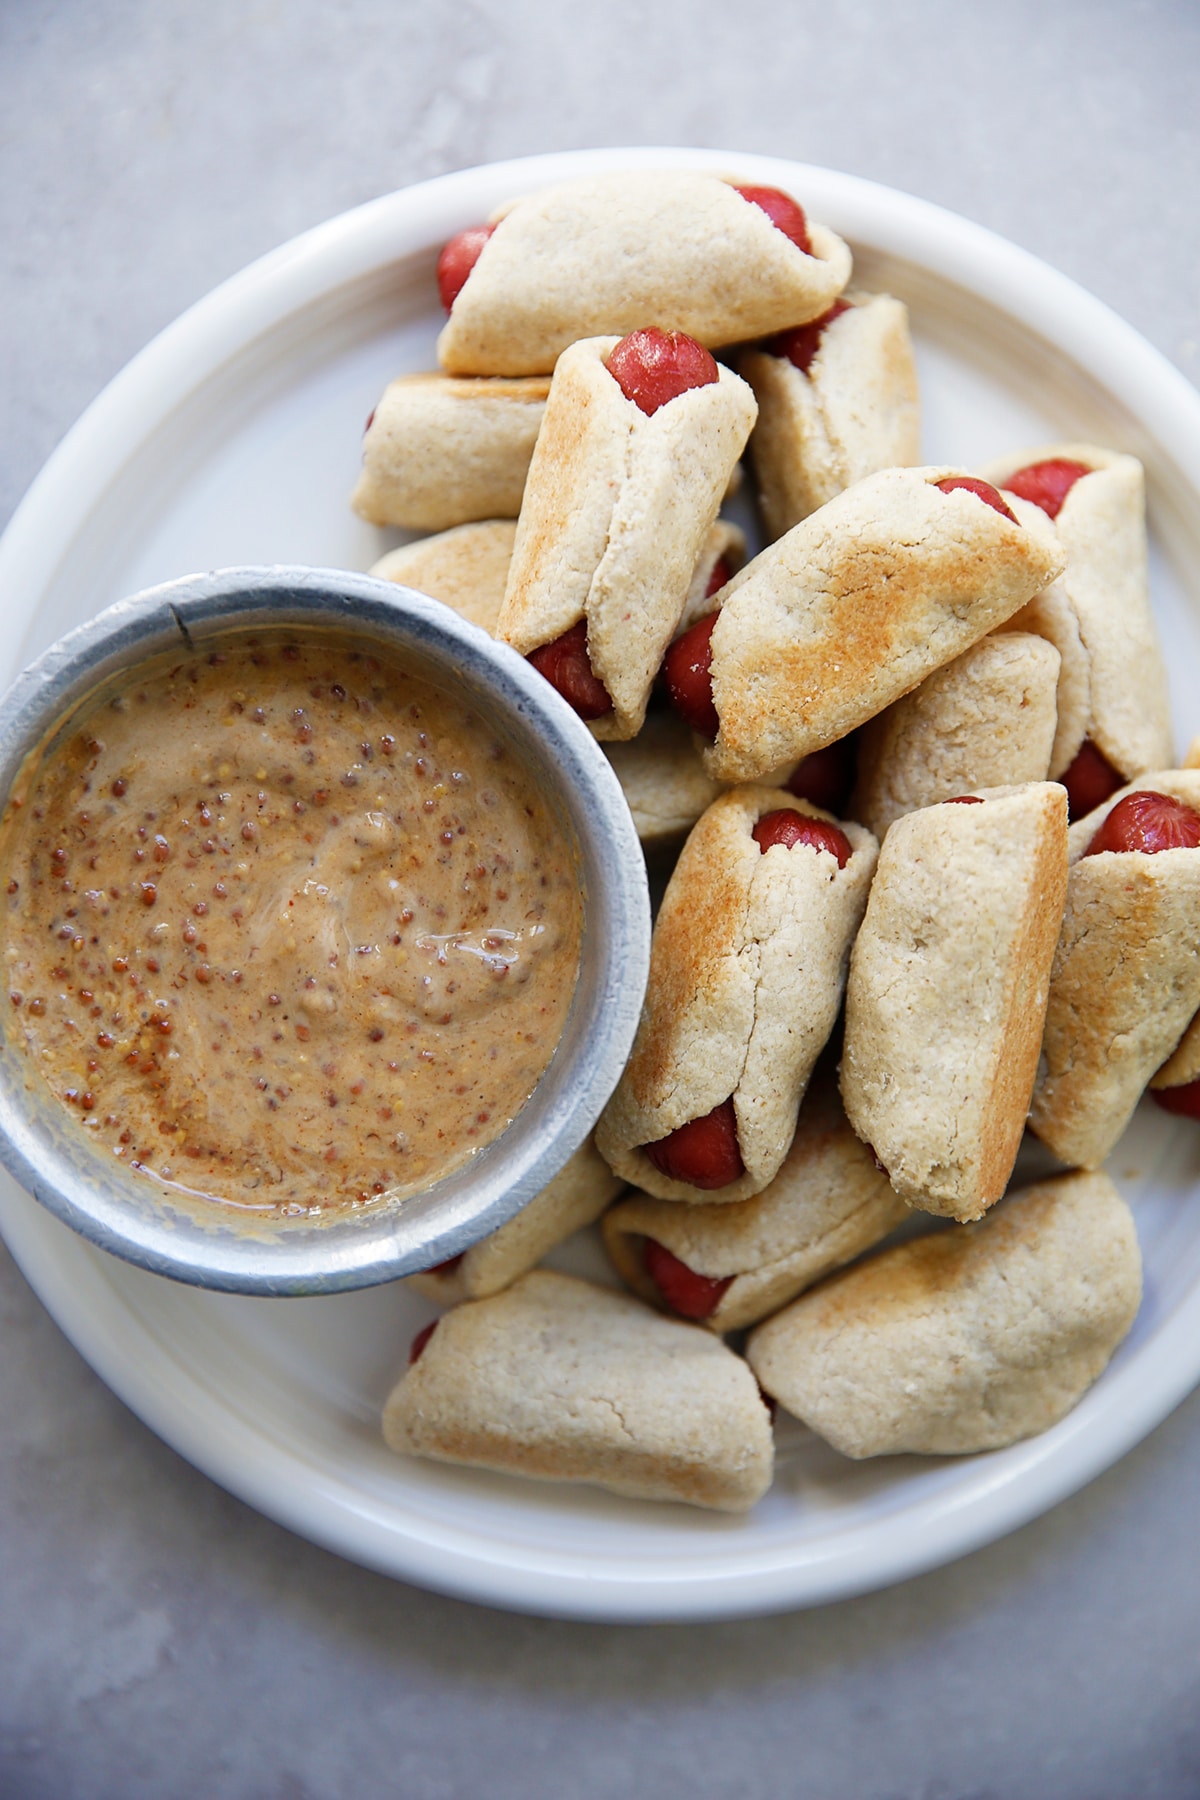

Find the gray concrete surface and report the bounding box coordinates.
[2,1,1200,1794]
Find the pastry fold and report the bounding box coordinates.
[374,518,740,842]
[996,498,1092,780]
[746,1171,1141,1458]
[352,373,549,530]
[841,782,1069,1221]
[598,516,746,843]
[372,517,742,705]
[1153,1020,1200,1092]
[601,712,726,848]
[1031,770,1200,1166]
[596,786,878,1203]
[371,519,516,634]
[985,444,1172,779]
[407,1139,623,1305]
[497,338,756,740]
[850,632,1060,838]
[675,519,747,635]
[738,292,920,539]
[437,171,852,376]
[702,466,1064,782]
[383,1271,774,1511]
[602,1077,907,1332]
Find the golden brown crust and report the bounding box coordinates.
[841,783,1069,1220]
[370,520,517,634]
[383,1271,774,1511]
[595,787,877,1202]
[702,467,1064,783]
[746,1171,1141,1458]
[352,374,549,529]
[437,171,852,376]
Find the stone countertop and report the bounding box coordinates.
[2,2,1200,1795]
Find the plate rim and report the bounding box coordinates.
[4,145,1200,1621]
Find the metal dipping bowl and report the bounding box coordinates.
[0,567,651,1294]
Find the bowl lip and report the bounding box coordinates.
[0,564,651,1294]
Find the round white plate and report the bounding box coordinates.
[3,148,1200,1623]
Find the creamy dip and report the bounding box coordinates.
[0,633,582,1216]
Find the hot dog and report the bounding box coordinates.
[784,737,858,815]
[373,517,743,845]
[737,291,920,539]
[596,785,877,1203]
[496,334,755,740]
[985,444,1173,803]
[671,466,1062,782]
[1031,769,1200,1167]
[603,1075,907,1333]
[436,170,852,376]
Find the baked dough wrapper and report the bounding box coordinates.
[371,519,741,842]
[841,782,1069,1222]
[437,171,852,377]
[406,1138,623,1306]
[984,444,1172,780]
[1031,769,1200,1166]
[372,517,742,661]
[746,1171,1141,1459]
[497,338,756,741]
[674,519,747,636]
[596,786,878,1204]
[383,1270,774,1512]
[603,1076,907,1333]
[600,713,725,849]
[353,374,550,531]
[702,466,1064,783]
[850,632,1060,838]
[737,292,920,541]
[353,374,741,538]
[600,520,749,844]
[371,519,517,634]
[1152,750,1200,1090]
[1155,1016,1200,1091]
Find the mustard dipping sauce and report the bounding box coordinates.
[0,633,582,1216]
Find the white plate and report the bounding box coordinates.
[3,148,1200,1623]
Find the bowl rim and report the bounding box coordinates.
[0,564,651,1294]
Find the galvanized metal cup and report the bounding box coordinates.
[0,567,651,1294]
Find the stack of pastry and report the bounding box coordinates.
[355,168,1191,1514]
